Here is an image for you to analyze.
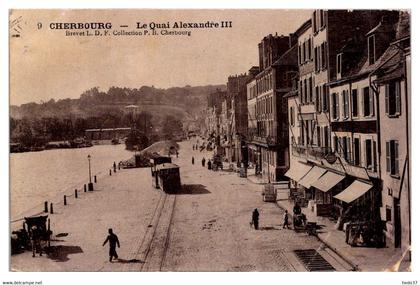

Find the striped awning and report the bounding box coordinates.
[334,180,373,203]
[299,166,327,189]
[285,163,312,182]
[312,171,345,192]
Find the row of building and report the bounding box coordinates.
[203,10,410,253]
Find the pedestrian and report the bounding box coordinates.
[176,150,179,158]
[113,161,116,173]
[202,157,205,167]
[192,156,195,165]
[283,210,290,229]
[207,159,212,170]
[293,202,302,215]
[30,226,42,257]
[102,228,120,262]
[252,208,259,230]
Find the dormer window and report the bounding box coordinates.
[368,35,376,65]
[337,53,342,77]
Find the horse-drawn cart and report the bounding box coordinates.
[11,215,52,256]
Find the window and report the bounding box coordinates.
[365,139,374,169]
[322,85,329,112]
[316,126,321,146]
[299,80,303,103]
[290,107,294,126]
[315,46,319,71]
[342,137,348,160]
[337,53,342,76]
[352,89,358,117]
[321,42,327,70]
[354,138,360,166]
[386,206,392,222]
[342,137,351,162]
[308,38,312,60]
[304,78,307,103]
[312,11,317,33]
[363,87,374,117]
[385,81,401,116]
[309,77,313,102]
[386,140,400,176]
[333,136,339,153]
[332,92,339,120]
[368,35,376,65]
[319,44,324,70]
[323,127,330,148]
[343,90,349,119]
[320,10,325,28]
[315,86,321,112]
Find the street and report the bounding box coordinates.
[160,140,349,271]
[11,140,350,272]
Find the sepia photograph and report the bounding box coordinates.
[8,8,411,275]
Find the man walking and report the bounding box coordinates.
[283,210,290,229]
[103,228,120,262]
[192,156,195,165]
[202,157,206,167]
[30,226,42,257]
[252,208,259,230]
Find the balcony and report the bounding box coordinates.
[292,145,331,160]
[252,135,277,147]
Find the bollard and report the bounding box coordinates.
[44,201,48,213]
[64,195,67,206]
[50,203,54,214]
[109,169,112,176]
[84,184,87,192]
[94,175,97,183]
[75,189,78,198]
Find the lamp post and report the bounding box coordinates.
[87,154,94,191]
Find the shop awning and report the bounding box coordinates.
[334,180,373,203]
[284,163,312,182]
[298,166,327,188]
[312,171,345,192]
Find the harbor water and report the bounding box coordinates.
[10,144,133,221]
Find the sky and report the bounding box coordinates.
[9,9,312,106]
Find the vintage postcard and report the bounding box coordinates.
[9,9,411,273]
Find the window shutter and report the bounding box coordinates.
[369,90,374,116]
[396,81,401,115]
[373,140,377,171]
[347,137,351,162]
[315,86,319,112]
[325,86,330,112]
[336,93,340,119]
[385,83,389,115]
[395,141,399,175]
[386,141,390,172]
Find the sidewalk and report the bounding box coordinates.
[276,198,411,271]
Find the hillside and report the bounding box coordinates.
[10,84,226,121]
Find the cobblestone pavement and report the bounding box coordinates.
[11,140,350,272]
[161,140,343,271]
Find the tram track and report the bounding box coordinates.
[121,188,177,272]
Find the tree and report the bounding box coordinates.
[124,129,150,151]
[162,115,183,140]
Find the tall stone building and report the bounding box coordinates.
[248,33,298,182]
